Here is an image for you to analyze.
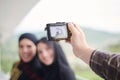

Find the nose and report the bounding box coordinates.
[23,47,29,53]
[42,51,48,58]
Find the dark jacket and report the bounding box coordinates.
[90,50,120,80]
[10,56,42,80]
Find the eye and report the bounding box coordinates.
[19,45,23,49]
[38,50,42,54]
[46,46,52,50]
[46,46,51,50]
[27,45,32,48]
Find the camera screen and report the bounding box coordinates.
[50,25,68,39]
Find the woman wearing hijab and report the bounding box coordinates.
[10,33,43,80]
[36,37,76,80]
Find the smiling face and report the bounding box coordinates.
[19,38,36,63]
[37,42,54,66]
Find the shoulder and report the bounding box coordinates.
[10,61,22,80]
[11,61,21,75]
[11,61,21,73]
[12,61,20,69]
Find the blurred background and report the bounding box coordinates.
[0,0,120,80]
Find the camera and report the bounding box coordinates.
[45,22,71,41]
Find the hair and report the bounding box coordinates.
[36,37,76,80]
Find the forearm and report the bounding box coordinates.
[90,50,120,80]
[76,46,120,79]
[75,46,94,64]
[67,23,120,80]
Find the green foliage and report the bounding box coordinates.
[107,41,120,52]
[0,36,19,73]
[75,70,103,80]
[73,63,103,80]
[1,55,18,73]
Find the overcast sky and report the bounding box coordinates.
[15,0,120,33]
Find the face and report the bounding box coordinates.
[19,39,36,63]
[37,42,54,66]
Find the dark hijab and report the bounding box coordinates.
[18,33,42,80]
[37,37,76,80]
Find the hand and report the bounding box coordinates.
[67,23,94,64]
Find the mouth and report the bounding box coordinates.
[22,53,31,59]
[44,57,51,62]
[44,57,53,64]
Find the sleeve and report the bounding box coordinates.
[90,50,120,80]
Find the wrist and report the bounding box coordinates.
[77,46,94,64]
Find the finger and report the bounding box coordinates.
[73,23,84,34]
[68,23,78,35]
[73,23,82,32]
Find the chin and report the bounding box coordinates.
[22,59,31,63]
[44,62,53,66]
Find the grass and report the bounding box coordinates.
[1,54,18,73]
[75,69,103,80]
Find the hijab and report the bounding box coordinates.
[18,33,43,80]
[37,37,76,80]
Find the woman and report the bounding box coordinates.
[10,33,42,80]
[36,37,76,80]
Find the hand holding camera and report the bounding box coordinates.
[67,23,94,64]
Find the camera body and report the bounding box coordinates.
[45,22,71,41]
